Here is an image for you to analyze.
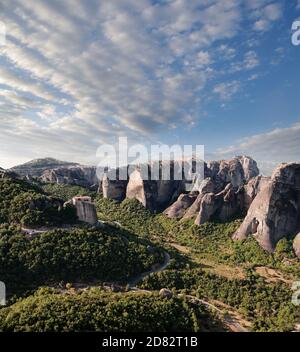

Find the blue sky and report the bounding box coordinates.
[0,0,299,174]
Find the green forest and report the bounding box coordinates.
[0,174,299,332]
[0,288,224,332]
[0,225,164,296]
[0,176,77,226]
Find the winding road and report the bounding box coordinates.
[21,226,249,332]
[127,251,249,332]
[128,251,171,289]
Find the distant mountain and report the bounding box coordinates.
[9,158,80,177]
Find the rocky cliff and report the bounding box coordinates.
[41,166,99,188]
[293,233,300,259]
[9,158,80,177]
[164,156,260,222]
[233,163,300,253]
[125,166,184,212]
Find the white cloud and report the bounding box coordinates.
[0,0,289,168]
[0,0,244,156]
[218,44,236,60]
[213,80,241,100]
[230,50,260,72]
[253,3,282,31]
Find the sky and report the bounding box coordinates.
[0,0,299,174]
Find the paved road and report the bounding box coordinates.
[21,227,48,235]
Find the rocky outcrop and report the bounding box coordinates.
[41,166,98,188]
[293,233,300,258]
[9,158,79,177]
[67,196,98,225]
[126,166,184,211]
[194,183,244,225]
[164,193,198,218]
[233,163,300,253]
[165,156,260,222]
[205,156,259,191]
[183,178,215,219]
[8,158,100,188]
[243,175,270,210]
[126,169,160,211]
[101,174,128,202]
[159,288,173,299]
[218,184,244,222]
[10,156,260,216]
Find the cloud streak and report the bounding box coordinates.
[0,0,293,168]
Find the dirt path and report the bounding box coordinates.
[179,294,250,332]
[255,266,293,284]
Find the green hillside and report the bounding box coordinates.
[0,175,77,226]
[0,225,164,296]
[0,288,224,332]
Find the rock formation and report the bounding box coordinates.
[233,163,300,252]
[126,168,159,211]
[164,193,198,218]
[8,156,260,216]
[101,173,128,202]
[159,288,173,299]
[194,183,244,225]
[243,175,271,210]
[165,156,260,222]
[293,233,300,258]
[126,165,185,211]
[9,158,79,177]
[69,196,98,225]
[41,166,98,188]
[205,156,260,191]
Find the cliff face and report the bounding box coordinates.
[101,174,128,202]
[125,168,184,212]
[41,166,98,188]
[164,156,260,222]
[74,200,98,225]
[205,156,260,191]
[233,163,300,253]
[9,158,79,177]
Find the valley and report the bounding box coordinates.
[0,158,300,332]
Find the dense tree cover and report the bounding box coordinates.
[0,288,224,332]
[40,183,96,201]
[139,269,299,332]
[96,197,300,274]
[155,216,300,275]
[1,181,300,332]
[96,197,164,238]
[0,225,164,296]
[0,176,77,226]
